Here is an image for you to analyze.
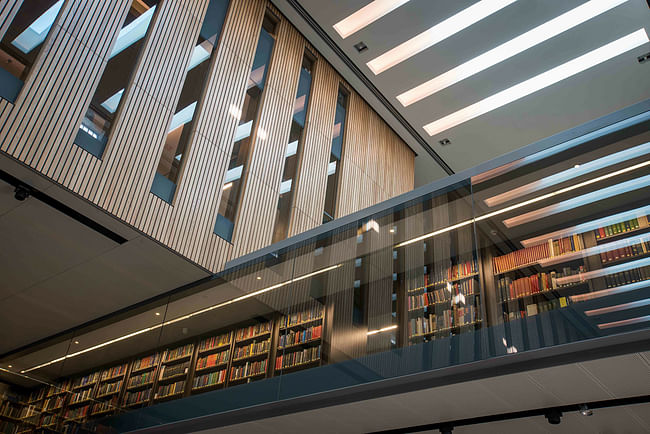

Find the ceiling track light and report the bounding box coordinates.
[397,0,630,106]
[423,29,649,137]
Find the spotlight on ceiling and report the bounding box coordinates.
[579,404,593,416]
[354,41,368,53]
[14,185,31,201]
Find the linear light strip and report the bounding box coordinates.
[503,170,650,228]
[367,0,517,75]
[484,141,650,208]
[521,205,650,247]
[423,29,649,137]
[571,280,650,303]
[598,315,650,329]
[556,257,650,286]
[471,110,650,185]
[21,264,342,373]
[397,0,629,106]
[333,0,411,39]
[585,298,650,316]
[367,325,398,335]
[397,159,650,248]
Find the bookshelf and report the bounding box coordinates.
[123,353,161,408]
[154,343,194,401]
[275,303,325,373]
[229,322,272,384]
[406,258,483,342]
[192,332,233,393]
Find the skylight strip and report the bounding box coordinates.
[585,298,650,316]
[423,29,649,137]
[502,171,650,228]
[471,110,650,185]
[11,0,64,54]
[556,257,650,286]
[367,0,518,75]
[109,5,156,59]
[168,101,197,132]
[333,0,411,39]
[571,280,650,302]
[598,315,650,329]
[521,205,650,247]
[484,141,650,208]
[397,0,629,106]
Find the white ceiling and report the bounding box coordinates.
[276,0,650,186]
[0,154,210,355]
[193,351,650,433]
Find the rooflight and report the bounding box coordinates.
[398,0,629,106]
[109,5,157,59]
[367,0,517,75]
[11,0,64,54]
[423,29,649,137]
[333,0,411,39]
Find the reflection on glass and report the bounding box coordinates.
[0,0,64,102]
[3,106,650,432]
[322,86,348,223]
[214,12,277,241]
[271,51,314,243]
[150,0,230,203]
[73,0,160,158]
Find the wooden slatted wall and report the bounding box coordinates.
[0,0,415,273]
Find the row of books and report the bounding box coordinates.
[192,370,227,389]
[44,395,66,411]
[69,388,93,404]
[163,344,194,362]
[604,266,650,288]
[124,388,152,406]
[132,353,161,372]
[91,396,118,415]
[196,350,230,370]
[493,235,584,274]
[28,389,46,403]
[425,259,477,286]
[46,380,71,397]
[40,413,57,427]
[280,304,324,328]
[156,380,186,399]
[63,404,88,421]
[408,279,477,310]
[594,217,644,239]
[275,345,321,370]
[233,340,270,360]
[159,361,189,380]
[198,332,232,353]
[504,297,569,321]
[96,379,122,397]
[408,306,479,337]
[128,370,155,388]
[0,401,22,418]
[235,322,272,341]
[278,325,322,348]
[101,364,127,381]
[600,241,649,263]
[72,371,99,389]
[496,267,585,302]
[230,360,267,381]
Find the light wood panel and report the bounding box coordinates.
[0,0,414,274]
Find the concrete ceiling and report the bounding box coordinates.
[0,154,210,355]
[193,351,650,433]
[272,0,650,186]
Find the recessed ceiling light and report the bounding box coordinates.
[333,0,411,39]
[439,138,451,146]
[256,276,262,280]
[74,341,79,344]
[423,29,649,137]
[7,365,12,368]
[367,0,517,75]
[155,312,161,316]
[397,0,629,106]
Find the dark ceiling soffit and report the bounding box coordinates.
[276,0,455,175]
[127,329,650,433]
[0,169,127,245]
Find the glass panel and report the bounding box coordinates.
[323,87,348,223]
[213,13,277,241]
[2,106,649,432]
[272,52,314,243]
[74,0,160,158]
[0,0,64,103]
[150,0,230,203]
